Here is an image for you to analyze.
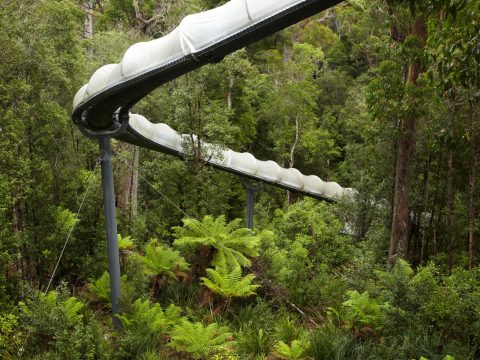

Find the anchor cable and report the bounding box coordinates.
[44,160,99,294]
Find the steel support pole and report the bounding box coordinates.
[99,136,122,330]
[240,178,257,230]
[246,186,254,230]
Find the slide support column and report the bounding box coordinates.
[99,136,122,330]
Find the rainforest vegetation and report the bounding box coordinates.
[1,0,480,359]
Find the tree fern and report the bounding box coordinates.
[134,243,189,279]
[201,263,260,299]
[173,215,260,268]
[169,319,236,359]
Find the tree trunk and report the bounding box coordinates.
[447,144,454,272]
[447,93,456,273]
[117,143,139,222]
[82,1,94,39]
[131,146,139,219]
[388,17,426,265]
[420,155,431,265]
[468,96,476,270]
[133,0,165,35]
[227,77,234,110]
[286,115,300,205]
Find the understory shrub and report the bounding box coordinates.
[19,290,107,359]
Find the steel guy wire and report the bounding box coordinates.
[115,153,194,222]
[44,159,100,294]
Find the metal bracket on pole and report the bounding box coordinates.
[77,107,130,140]
[240,178,259,230]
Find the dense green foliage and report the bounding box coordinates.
[1,0,480,358]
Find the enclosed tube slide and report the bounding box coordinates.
[73,0,342,128]
[127,114,355,200]
[73,0,350,201]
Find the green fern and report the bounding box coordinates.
[274,340,309,360]
[134,243,190,279]
[118,234,135,251]
[62,296,85,324]
[341,290,386,332]
[87,271,129,306]
[169,319,236,359]
[117,298,184,351]
[42,291,84,324]
[201,263,260,299]
[173,215,260,268]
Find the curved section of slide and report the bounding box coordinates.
[125,114,356,201]
[72,0,342,129]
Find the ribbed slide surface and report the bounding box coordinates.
[127,114,354,201]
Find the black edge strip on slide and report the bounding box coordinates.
[72,0,342,129]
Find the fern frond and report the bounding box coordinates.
[169,319,235,359]
[174,215,261,269]
[62,297,84,323]
[117,234,135,250]
[134,244,190,279]
[119,298,185,352]
[87,271,129,306]
[201,264,260,299]
[274,340,309,360]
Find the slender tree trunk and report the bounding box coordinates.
[286,115,300,205]
[388,17,426,265]
[131,146,139,219]
[420,155,431,265]
[117,144,139,221]
[227,77,234,110]
[447,94,456,273]
[468,97,476,269]
[83,1,94,39]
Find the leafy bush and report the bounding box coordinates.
[261,200,352,306]
[0,312,20,358]
[19,290,106,359]
[374,259,414,307]
[329,290,388,333]
[407,264,480,348]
